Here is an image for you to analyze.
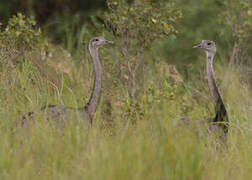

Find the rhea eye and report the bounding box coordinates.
[95,39,99,41]
[207,42,211,45]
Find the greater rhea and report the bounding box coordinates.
[193,40,229,135]
[22,36,113,126]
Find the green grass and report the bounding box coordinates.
[0,40,251,180]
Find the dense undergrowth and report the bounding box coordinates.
[0,0,252,179]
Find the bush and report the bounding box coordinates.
[220,0,252,65]
[101,0,181,99]
[0,13,42,64]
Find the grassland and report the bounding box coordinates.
[0,37,251,179]
[0,1,252,178]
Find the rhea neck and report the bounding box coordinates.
[205,51,221,101]
[85,44,102,120]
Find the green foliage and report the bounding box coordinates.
[105,0,181,49]
[220,0,252,43]
[1,13,41,48]
[218,0,252,66]
[0,13,42,63]
[161,0,226,66]
[98,0,182,111]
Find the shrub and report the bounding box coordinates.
[0,13,42,64]
[103,0,182,98]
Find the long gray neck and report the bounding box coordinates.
[84,44,102,121]
[206,51,221,102]
[206,51,229,133]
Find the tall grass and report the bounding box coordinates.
[0,38,251,180]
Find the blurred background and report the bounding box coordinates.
[1,0,251,67]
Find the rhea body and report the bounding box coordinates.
[193,40,229,134]
[22,36,113,125]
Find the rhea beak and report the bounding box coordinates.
[105,40,114,45]
[193,43,202,48]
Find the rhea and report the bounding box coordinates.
[22,36,113,126]
[193,40,229,134]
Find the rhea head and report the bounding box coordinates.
[193,40,216,55]
[88,36,113,49]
